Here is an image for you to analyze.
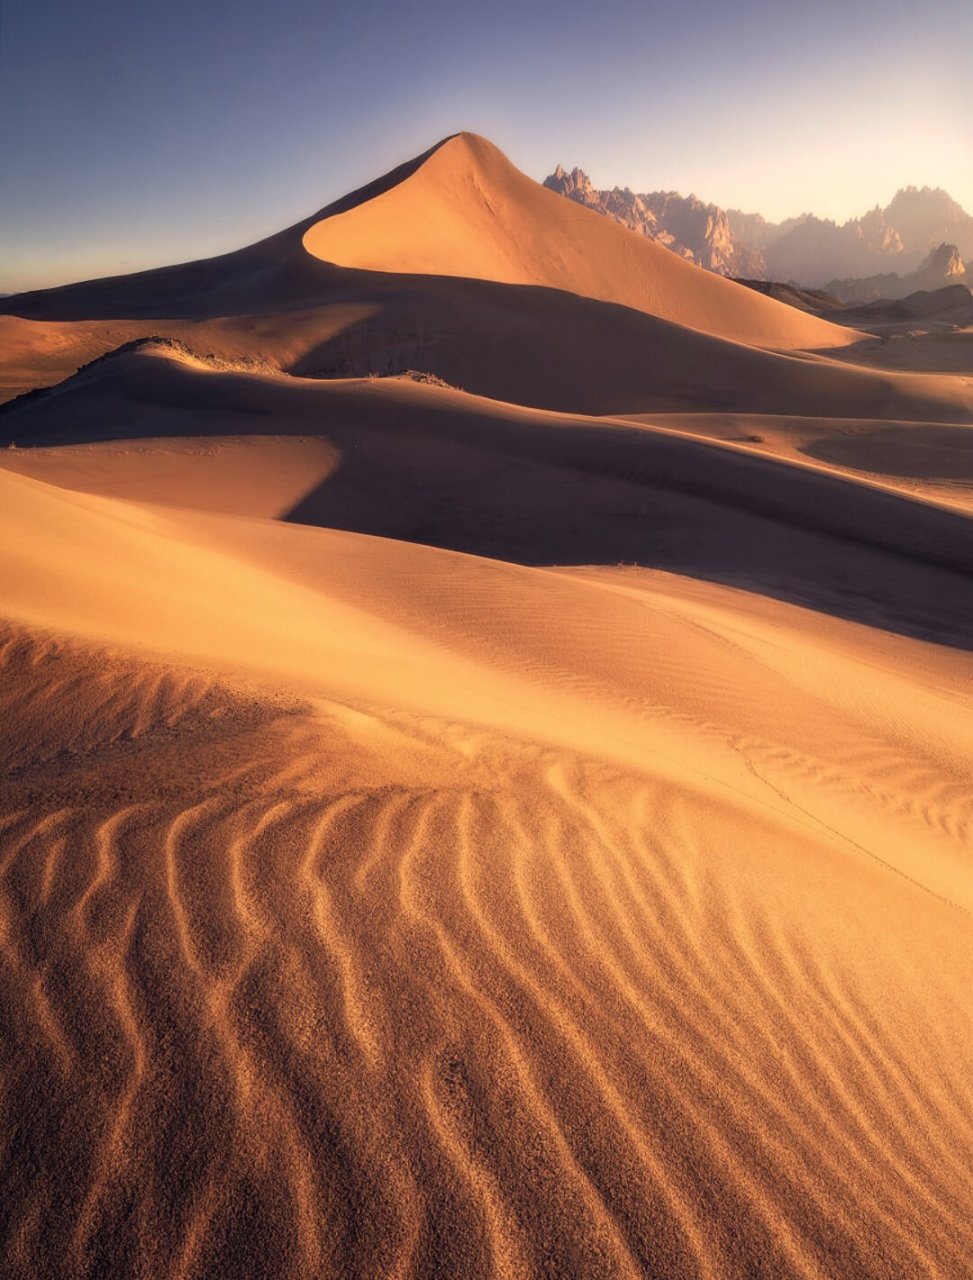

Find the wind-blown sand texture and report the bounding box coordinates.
[1,135,971,1279]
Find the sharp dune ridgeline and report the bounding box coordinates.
[1,134,972,1280]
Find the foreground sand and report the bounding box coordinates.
[2,135,972,1278]
[2,384,972,1277]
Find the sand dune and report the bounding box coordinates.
[2,131,972,1279]
[4,347,972,649]
[302,134,861,351]
[2,135,969,421]
[631,412,973,510]
[1,461,971,1277]
[5,294,972,420]
[4,134,855,354]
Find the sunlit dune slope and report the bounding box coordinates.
[1,452,972,1277]
[302,133,860,351]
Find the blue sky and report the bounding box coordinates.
[1,0,970,291]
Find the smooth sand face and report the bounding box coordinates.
[302,134,862,351]
[1,134,972,1280]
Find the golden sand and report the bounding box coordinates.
[1,134,971,1279]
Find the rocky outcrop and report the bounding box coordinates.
[825,243,968,303]
[913,242,968,287]
[543,167,767,278]
[640,191,765,276]
[762,208,906,287]
[884,187,973,260]
[546,166,973,296]
[544,166,663,239]
[544,165,597,205]
[726,209,784,251]
[760,190,973,287]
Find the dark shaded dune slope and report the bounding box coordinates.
[3,348,973,650]
[0,140,454,323]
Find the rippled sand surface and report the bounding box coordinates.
[2,532,970,1278]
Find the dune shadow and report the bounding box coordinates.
[282,412,973,653]
[3,343,971,654]
[289,277,973,421]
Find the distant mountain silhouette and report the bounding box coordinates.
[543,166,764,278]
[825,242,968,304]
[543,169,973,292]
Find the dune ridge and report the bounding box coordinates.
[1,134,930,418]
[301,134,860,352]
[3,349,972,657]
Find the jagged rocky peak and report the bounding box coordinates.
[544,166,662,242]
[726,208,787,251]
[762,208,912,287]
[855,206,905,255]
[542,161,973,291]
[885,186,973,254]
[916,242,967,280]
[544,165,595,200]
[824,241,968,304]
[542,166,766,278]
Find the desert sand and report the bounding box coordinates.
[1,134,971,1279]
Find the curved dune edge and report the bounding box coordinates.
[301,133,862,352]
[2,361,972,1276]
[3,341,972,512]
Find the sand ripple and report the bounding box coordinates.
[1,637,970,1279]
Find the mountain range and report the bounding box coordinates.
[544,168,973,298]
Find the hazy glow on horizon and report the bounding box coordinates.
[1,0,970,292]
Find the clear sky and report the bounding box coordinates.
[1,0,970,292]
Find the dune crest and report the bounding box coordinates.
[302,133,861,350]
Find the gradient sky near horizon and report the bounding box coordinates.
[1,0,970,292]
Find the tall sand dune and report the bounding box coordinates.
[0,135,889,415]
[4,134,854,353]
[301,134,860,351]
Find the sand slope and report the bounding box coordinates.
[0,133,905,421]
[3,348,972,649]
[2,133,972,1280]
[5,290,972,420]
[4,134,854,354]
[302,134,860,351]
[2,133,969,422]
[1,452,972,1277]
